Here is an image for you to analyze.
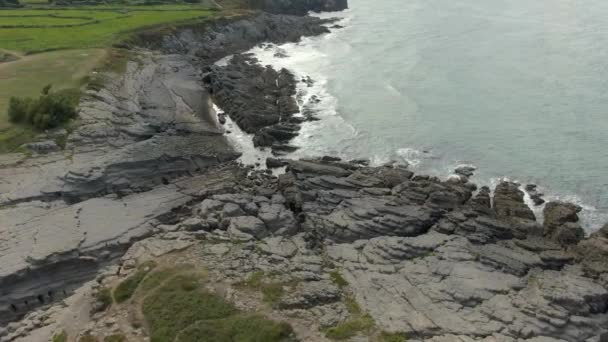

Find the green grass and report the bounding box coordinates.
[142,274,238,342]
[379,331,408,342]
[0,48,105,127]
[104,334,127,342]
[238,271,288,305]
[325,314,375,340]
[329,271,349,289]
[113,261,156,303]
[176,314,294,342]
[52,330,67,342]
[0,14,94,27]
[0,8,216,53]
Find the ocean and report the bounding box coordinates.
[238,0,608,232]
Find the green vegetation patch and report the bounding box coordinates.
[237,271,289,305]
[104,334,127,342]
[8,85,80,130]
[325,314,375,340]
[0,7,216,53]
[142,274,237,342]
[379,331,408,342]
[52,330,67,342]
[329,271,349,289]
[176,314,294,342]
[92,287,113,313]
[113,261,157,303]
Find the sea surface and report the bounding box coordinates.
[244,0,608,232]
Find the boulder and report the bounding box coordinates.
[257,203,297,235]
[222,203,245,218]
[543,201,584,246]
[227,216,268,240]
[198,199,225,218]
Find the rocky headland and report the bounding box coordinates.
[1,1,607,341]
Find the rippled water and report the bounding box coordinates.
[249,0,608,231]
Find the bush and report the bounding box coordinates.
[0,0,21,8]
[7,85,79,130]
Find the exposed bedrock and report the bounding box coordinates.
[249,0,348,15]
[203,53,304,153]
[131,12,333,64]
[4,157,608,341]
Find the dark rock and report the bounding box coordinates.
[266,157,289,168]
[493,181,536,222]
[249,0,348,16]
[454,165,476,178]
[543,201,584,246]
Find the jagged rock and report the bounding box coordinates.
[279,280,340,309]
[222,203,246,218]
[543,202,584,246]
[455,165,476,178]
[227,216,268,240]
[249,0,348,15]
[178,217,207,231]
[198,199,225,218]
[257,202,297,235]
[21,140,61,154]
[525,184,545,206]
[266,157,289,168]
[493,181,536,222]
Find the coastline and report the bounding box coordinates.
[0,1,607,341]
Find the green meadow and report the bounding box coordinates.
[0,4,219,152]
[0,7,216,53]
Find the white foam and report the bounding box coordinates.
[244,12,357,161]
[396,147,423,167]
[212,103,273,168]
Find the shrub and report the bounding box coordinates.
[0,0,21,8]
[7,86,79,130]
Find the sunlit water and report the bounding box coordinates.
[246,0,608,232]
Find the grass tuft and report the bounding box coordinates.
[92,287,113,313]
[379,331,408,342]
[329,271,348,288]
[325,314,375,340]
[52,331,67,342]
[113,261,156,303]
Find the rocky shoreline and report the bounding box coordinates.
[1,1,607,341]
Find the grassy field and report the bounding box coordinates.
[0,48,106,129]
[0,4,220,152]
[0,7,216,53]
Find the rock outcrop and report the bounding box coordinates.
[5,158,607,342]
[249,0,348,15]
[0,9,340,328]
